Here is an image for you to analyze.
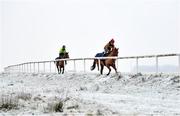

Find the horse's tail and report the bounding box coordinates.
[54,59,56,64]
[91,59,97,71]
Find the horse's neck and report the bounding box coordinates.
[64,54,69,58]
[108,51,116,57]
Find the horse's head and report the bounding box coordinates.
[111,47,119,56]
[64,52,69,58]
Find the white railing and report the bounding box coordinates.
[4,53,180,74]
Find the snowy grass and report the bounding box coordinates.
[17,91,32,101]
[44,100,64,113]
[0,94,19,111]
[0,72,180,115]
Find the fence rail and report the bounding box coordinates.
[4,53,180,74]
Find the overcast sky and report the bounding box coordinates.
[0,0,180,72]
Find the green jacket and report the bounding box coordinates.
[59,48,66,54]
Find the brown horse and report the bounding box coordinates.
[55,52,69,74]
[91,48,119,75]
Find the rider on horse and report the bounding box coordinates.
[59,45,66,58]
[94,38,115,57]
[59,45,67,64]
[104,38,115,56]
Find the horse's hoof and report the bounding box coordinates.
[117,75,122,80]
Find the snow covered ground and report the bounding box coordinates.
[0,72,180,115]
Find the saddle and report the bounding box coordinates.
[55,56,63,60]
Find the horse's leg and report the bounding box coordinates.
[56,64,60,74]
[59,66,61,74]
[112,63,122,80]
[100,63,104,75]
[112,63,118,74]
[106,65,111,76]
[56,65,58,74]
[57,67,59,74]
[62,67,64,74]
[96,60,99,71]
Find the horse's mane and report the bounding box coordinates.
[108,48,118,56]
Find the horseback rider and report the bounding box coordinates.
[59,45,67,64]
[104,38,115,56]
[59,45,66,58]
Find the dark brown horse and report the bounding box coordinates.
[55,52,69,74]
[91,48,119,75]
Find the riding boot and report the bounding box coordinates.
[59,53,61,59]
[104,53,108,57]
[65,61,67,65]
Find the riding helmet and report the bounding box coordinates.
[110,38,114,43]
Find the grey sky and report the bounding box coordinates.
[0,0,180,72]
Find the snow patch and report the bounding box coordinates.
[0,72,180,115]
